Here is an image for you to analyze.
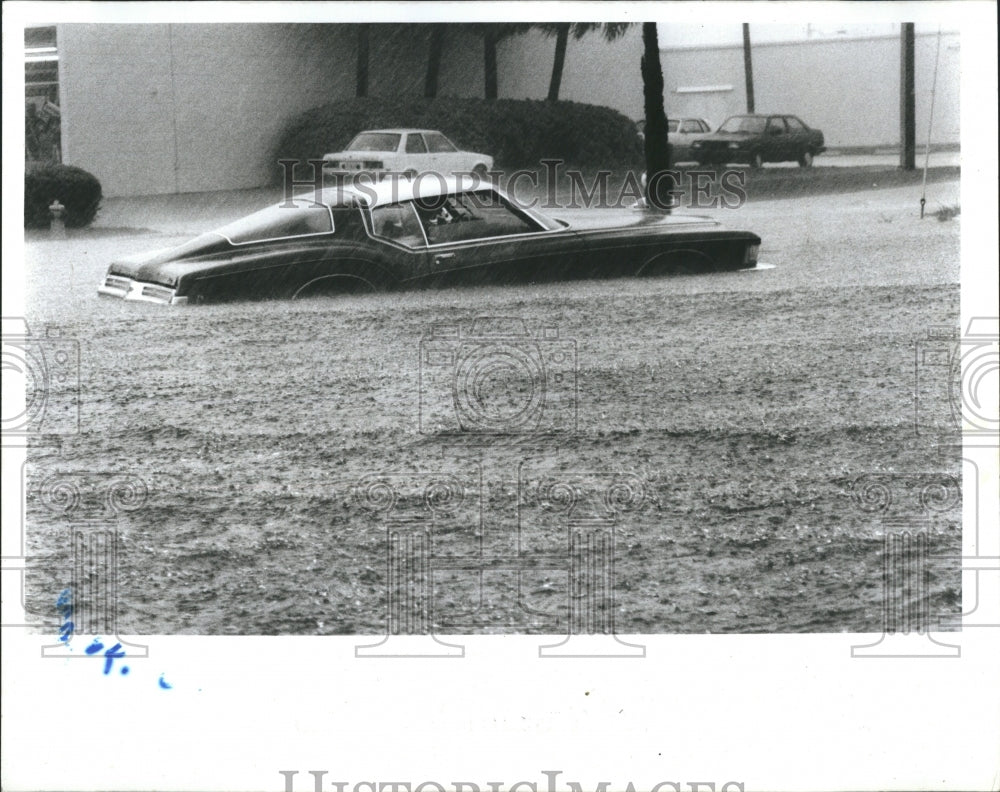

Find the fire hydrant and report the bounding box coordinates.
[49,199,66,237]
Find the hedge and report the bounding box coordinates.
[271,97,644,180]
[25,165,102,229]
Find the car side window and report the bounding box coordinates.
[784,116,805,131]
[767,117,787,134]
[680,120,699,133]
[698,120,710,132]
[413,191,539,245]
[405,134,428,154]
[424,132,458,153]
[370,202,427,248]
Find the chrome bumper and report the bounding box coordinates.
[97,275,188,305]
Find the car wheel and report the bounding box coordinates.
[798,150,814,168]
[292,273,381,300]
[639,249,716,277]
[750,152,764,169]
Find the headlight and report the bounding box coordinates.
[692,141,702,148]
[727,142,740,150]
[744,244,760,265]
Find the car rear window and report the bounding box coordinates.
[215,199,333,244]
[348,132,402,152]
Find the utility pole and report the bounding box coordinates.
[900,23,916,170]
[742,24,755,113]
[356,24,370,98]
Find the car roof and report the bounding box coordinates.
[358,128,443,135]
[313,175,492,208]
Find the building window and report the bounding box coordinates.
[26,26,61,166]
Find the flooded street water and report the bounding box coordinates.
[21,178,962,635]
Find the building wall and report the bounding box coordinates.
[55,24,960,197]
[59,24,356,197]
[57,23,492,197]
[661,32,960,146]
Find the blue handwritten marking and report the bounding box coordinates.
[102,643,125,675]
[55,589,74,643]
[55,591,173,689]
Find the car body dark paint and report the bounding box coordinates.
[691,114,825,167]
[99,185,761,304]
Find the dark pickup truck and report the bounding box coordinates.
[691,114,826,168]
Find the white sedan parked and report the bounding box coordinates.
[322,129,494,180]
[636,117,715,164]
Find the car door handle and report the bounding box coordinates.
[435,253,455,263]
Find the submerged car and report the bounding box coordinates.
[97,177,762,305]
[691,114,825,168]
[322,129,493,180]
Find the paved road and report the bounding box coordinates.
[769,150,961,169]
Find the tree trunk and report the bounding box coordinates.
[425,25,444,98]
[900,22,916,170]
[484,27,498,100]
[356,24,370,98]
[742,23,755,113]
[547,24,570,102]
[641,22,671,210]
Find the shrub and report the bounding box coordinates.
[271,97,643,181]
[25,164,102,229]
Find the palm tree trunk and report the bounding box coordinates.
[742,24,755,113]
[425,25,444,98]
[356,24,370,98]
[547,24,570,101]
[641,22,671,210]
[484,27,498,100]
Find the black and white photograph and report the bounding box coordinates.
[2,2,998,790]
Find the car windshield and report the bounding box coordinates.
[718,116,767,134]
[214,198,333,244]
[347,132,402,152]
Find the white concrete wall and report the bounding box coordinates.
[660,32,960,146]
[59,24,355,197]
